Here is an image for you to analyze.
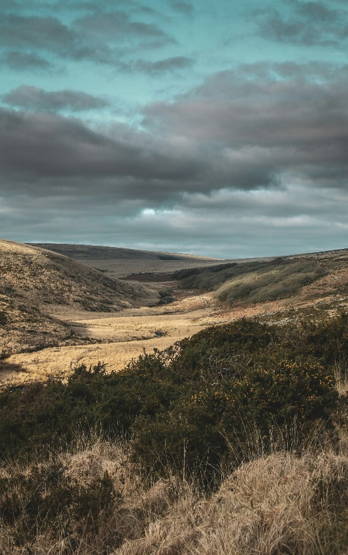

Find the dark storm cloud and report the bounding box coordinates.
[2,86,110,112]
[1,62,348,231]
[0,108,203,186]
[143,63,348,189]
[1,51,53,71]
[169,1,193,16]
[255,1,348,47]
[134,56,193,75]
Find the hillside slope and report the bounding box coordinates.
[0,239,147,357]
[30,243,220,279]
[29,243,218,261]
[174,257,327,303]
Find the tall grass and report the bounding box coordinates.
[2,429,348,554]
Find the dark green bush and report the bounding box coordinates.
[1,316,346,484]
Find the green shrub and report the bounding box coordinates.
[0,316,345,484]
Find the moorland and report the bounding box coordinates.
[2,239,348,554]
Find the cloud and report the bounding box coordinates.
[1,51,53,71]
[2,85,111,112]
[0,108,203,185]
[2,61,348,256]
[168,0,193,16]
[0,13,104,64]
[72,10,173,46]
[2,62,348,196]
[0,9,174,69]
[0,15,77,54]
[142,62,348,191]
[134,56,193,74]
[255,1,348,47]
[2,183,348,258]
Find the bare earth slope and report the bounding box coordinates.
[0,239,148,358]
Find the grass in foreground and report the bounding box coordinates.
[2,437,348,554]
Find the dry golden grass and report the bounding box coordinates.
[0,239,152,359]
[3,435,348,555]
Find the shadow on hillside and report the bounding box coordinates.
[0,360,28,390]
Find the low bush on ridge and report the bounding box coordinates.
[1,315,347,487]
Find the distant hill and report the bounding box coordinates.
[29,243,219,261]
[174,257,327,303]
[0,239,148,357]
[29,243,220,279]
[173,248,348,316]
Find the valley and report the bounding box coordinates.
[2,240,348,389]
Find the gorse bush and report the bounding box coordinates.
[0,316,346,485]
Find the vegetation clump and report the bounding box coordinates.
[157,288,175,305]
[0,315,345,480]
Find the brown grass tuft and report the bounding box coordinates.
[3,441,348,554]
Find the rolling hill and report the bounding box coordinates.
[29,243,220,279]
[0,239,148,357]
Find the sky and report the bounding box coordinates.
[1,0,348,259]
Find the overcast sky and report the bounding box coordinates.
[1,0,348,258]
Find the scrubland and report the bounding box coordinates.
[3,437,348,555]
[2,315,348,554]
